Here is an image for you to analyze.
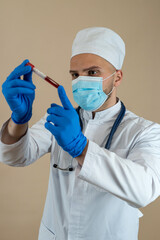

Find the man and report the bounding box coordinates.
[1,27,160,240]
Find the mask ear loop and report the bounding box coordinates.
[102,71,117,96]
[102,71,116,81]
[108,86,115,96]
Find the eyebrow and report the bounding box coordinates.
[69,66,102,73]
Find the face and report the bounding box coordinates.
[70,53,122,95]
[70,53,123,112]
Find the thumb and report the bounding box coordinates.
[58,85,73,110]
[23,60,33,82]
[23,69,33,83]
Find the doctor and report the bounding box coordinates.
[1,27,160,240]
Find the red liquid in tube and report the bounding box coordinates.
[26,62,60,88]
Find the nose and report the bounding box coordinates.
[78,71,88,76]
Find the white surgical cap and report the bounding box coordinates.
[71,27,125,70]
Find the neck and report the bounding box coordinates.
[92,93,117,119]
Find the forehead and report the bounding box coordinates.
[70,53,112,71]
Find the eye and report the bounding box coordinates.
[88,70,99,76]
[71,73,79,79]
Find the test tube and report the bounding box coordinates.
[26,62,60,88]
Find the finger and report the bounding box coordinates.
[46,114,64,126]
[47,106,66,116]
[7,62,32,81]
[13,59,29,71]
[18,59,29,67]
[7,66,32,81]
[50,103,62,108]
[23,69,33,82]
[4,87,35,97]
[58,85,73,110]
[3,79,36,90]
[44,122,60,136]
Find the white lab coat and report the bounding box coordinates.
[1,100,160,240]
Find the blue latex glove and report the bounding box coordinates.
[45,85,87,158]
[2,59,35,124]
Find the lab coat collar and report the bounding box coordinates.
[82,98,121,123]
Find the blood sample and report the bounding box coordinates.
[26,62,60,88]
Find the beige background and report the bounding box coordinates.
[0,0,160,239]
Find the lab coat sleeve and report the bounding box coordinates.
[0,114,53,167]
[78,123,160,208]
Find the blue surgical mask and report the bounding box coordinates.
[72,72,116,111]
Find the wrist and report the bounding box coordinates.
[1,118,28,144]
[80,139,89,156]
[11,108,32,124]
[8,118,28,137]
[76,139,89,166]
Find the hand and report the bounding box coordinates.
[45,85,87,158]
[2,59,36,124]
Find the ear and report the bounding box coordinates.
[114,70,123,87]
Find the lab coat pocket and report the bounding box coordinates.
[38,221,56,240]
